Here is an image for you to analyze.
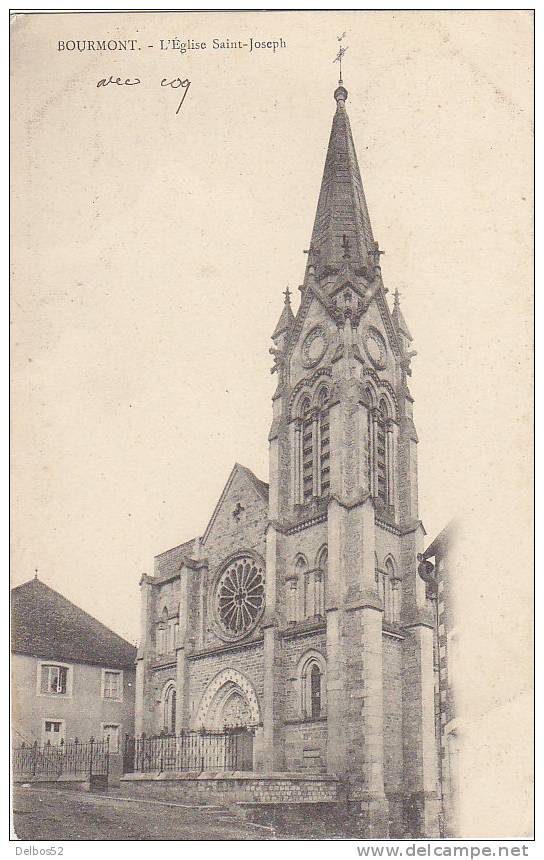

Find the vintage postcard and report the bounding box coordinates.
[10,8,534,846]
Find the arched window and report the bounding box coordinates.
[299,653,326,719]
[163,683,176,735]
[366,387,376,494]
[295,555,308,620]
[156,606,168,656]
[317,388,330,496]
[301,399,313,501]
[315,546,327,617]
[385,557,400,623]
[310,665,322,718]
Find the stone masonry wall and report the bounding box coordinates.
[121,772,340,805]
[382,633,404,831]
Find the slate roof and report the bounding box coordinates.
[424,520,458,559]
[11,578,137,669]
[307,84,376,271]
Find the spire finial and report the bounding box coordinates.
[283,286,291,305]
[34,568,38,580]
[333,35,348,100]
[394,288,401,309]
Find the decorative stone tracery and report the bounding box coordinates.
[211,553,265,641]
[194,668,261,730]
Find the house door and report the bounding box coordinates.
[43,720,65,747]
[103,724,120,753]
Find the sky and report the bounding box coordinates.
[11,9,532,652]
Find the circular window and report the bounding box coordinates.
[363,327,388,370]
[301,325,329,368]
[214,555,265,640]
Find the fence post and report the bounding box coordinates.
[32,740,38,777]
[89,737,94,778]
[58,738,64,776]
[105,735,110,779]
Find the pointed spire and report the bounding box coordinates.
[272,286,295,340]
[305,81,376,278]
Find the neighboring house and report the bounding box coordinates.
[422,521,459,836]
[11,577,136,753]
[135,80,441,837]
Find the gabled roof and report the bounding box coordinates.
[423,520,458,559]
[202,463,269,546]
[11,578,137,669]
[307,84,375,272]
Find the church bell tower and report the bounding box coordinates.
[265,80,440,837]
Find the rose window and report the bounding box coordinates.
[215,556,265,638]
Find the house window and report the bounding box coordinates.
[102,669,123,701]
[40,664,68,695]
[102,723,120,753]
[43,719,65,746]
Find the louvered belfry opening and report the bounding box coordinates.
[376,400,388,506]
[319,388,330,497]
[301,399,314,501]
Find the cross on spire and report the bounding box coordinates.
[333,41,348,85]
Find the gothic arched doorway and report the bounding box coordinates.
[220,689,252,729]
[194,668,261,731]
[194,668,261,771]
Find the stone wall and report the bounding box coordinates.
[382,633,404,832]
[121,771,340,805]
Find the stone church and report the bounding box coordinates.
[135,80,439,837]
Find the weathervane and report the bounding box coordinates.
[333,33,348,84]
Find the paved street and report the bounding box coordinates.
[12,786,276,841]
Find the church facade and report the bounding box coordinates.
[134,81,440,837]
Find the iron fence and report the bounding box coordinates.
[13,737,110,779]
[123,727,254,774]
